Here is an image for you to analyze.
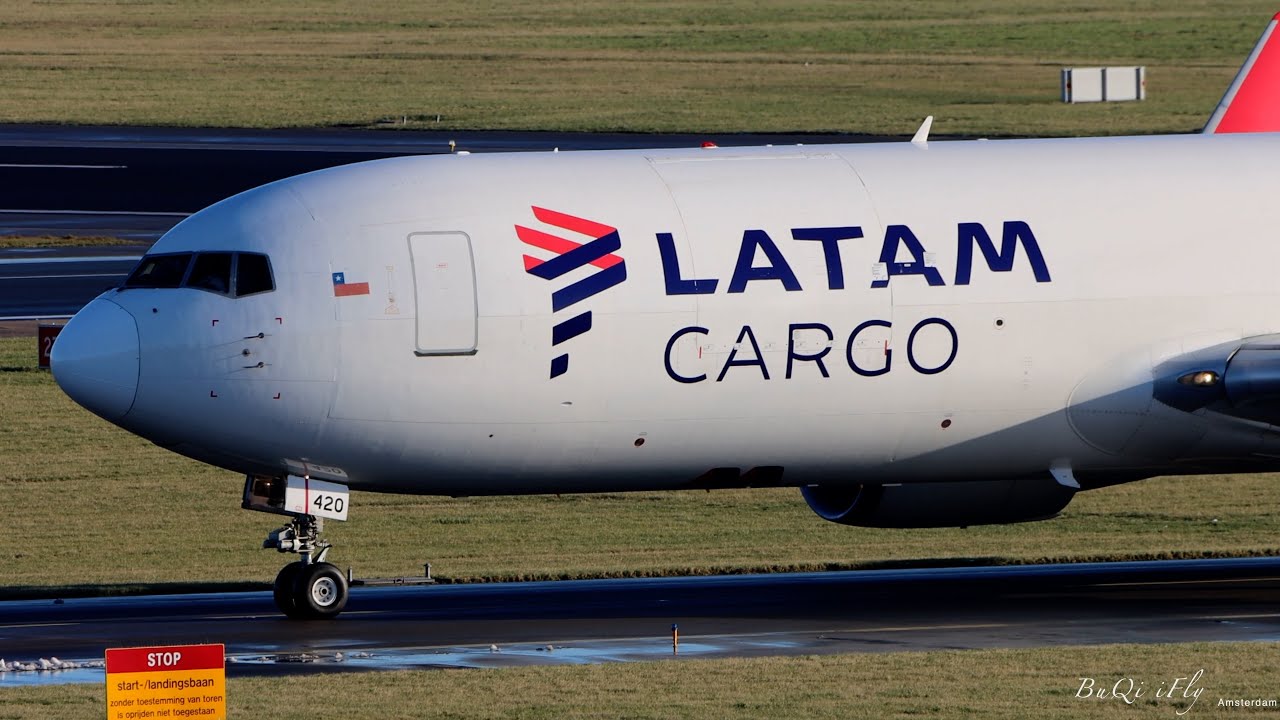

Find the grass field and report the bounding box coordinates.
[0,236,134,250]
[3,643,1277,719]
[1,335,1277,598]
[0,1,1277,136]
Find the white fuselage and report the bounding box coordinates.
[53,133,1280,494]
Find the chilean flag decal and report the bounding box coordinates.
[517,206,627,378]
[332,272,370,297]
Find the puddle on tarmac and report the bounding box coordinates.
[0,636,810,686]
[228,639,725,670]
[355,640,721,668]
[0,666,105,686]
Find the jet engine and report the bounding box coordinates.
[1153,334,1280,425]
[800,478,1076,528]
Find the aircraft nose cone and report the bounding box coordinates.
[51,297,140,423]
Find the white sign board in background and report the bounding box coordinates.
[1062,66,1146,103]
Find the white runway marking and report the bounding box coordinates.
[1096,576,1280,588]
[0,163,126,169]
[0,256,142,265]
[0,273,124,280]
[0,209,186,217]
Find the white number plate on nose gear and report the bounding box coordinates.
[284,475,350,521]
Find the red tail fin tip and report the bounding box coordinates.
[1204,15,1280,133]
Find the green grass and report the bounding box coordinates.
[3,643,1278,719]
[0,236,135,249]
[1,335,1277,598]
[0,1,1277,136]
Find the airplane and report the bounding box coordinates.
[50,13,1280,619]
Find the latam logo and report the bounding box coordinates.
[517,207,628,378]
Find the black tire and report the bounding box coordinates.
[273,563,308,619]
[292,562,348,619]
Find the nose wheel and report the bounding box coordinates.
[265,514,349,619]
[274,561,349,619]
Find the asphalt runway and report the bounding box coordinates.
[0,124,877,318]
[0,210,181,241]
[1,558,1278,685]
[0,252,141,319]
[0,124,872,215]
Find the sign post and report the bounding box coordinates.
[37,321,64,370]
[105,644,226,720]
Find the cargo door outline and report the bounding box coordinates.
[408,232,478,355]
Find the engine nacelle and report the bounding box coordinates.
[1152,334,1280,425]
[801,478,1076,529]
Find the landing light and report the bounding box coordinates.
[1177,370,1221,387]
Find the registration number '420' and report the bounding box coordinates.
[284,475,350,521]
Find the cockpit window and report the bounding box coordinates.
[122,251,273,297]
[185,253,233,295]
[124,253,193,288]
[235,253,274,297]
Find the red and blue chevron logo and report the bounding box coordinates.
[517,206,628,378]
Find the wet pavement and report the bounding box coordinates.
[3,558,1278,685]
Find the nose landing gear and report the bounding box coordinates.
[244,473,352,620]
[265,515,349,619]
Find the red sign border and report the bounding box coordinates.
[106,644,225,674]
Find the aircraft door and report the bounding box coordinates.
[408,232,478,355]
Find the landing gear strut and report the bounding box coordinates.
[244,473,353,619]
[265,514,349,620]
